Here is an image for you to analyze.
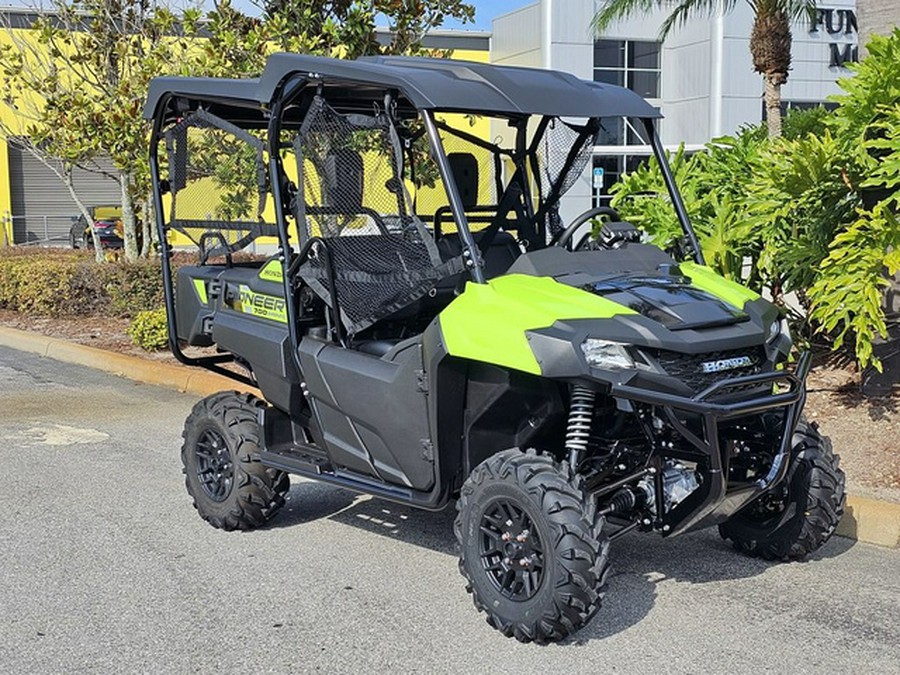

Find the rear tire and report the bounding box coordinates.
[181,391,289,531]
[719,418,846,561]
[455,448,609,644]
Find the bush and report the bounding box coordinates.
[782,105,831,141]
[14,258,80,316]
[0,250,90,316]
[611,127,765,285]
[127,308,170,351]
[0,249,167,318]
[99,259,166,317]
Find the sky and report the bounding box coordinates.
[451,0,521,30]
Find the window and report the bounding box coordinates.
[595,117,651,147]
[591,154,653,207]
[594,40,661,99]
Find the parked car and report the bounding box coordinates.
[69,205,124,249]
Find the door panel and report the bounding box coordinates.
[299,338,434,491]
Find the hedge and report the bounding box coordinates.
[0,248,181,319]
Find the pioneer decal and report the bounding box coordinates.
[237,285,287,323]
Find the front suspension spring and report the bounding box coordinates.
[565,385,596,469]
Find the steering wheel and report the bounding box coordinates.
[554,206,622,251]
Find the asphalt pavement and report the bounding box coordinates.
[1,345,898,674]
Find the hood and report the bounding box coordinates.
[583,275,749,331]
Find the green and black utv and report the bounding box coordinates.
[145,54,845,643]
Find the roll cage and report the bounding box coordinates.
[145,55,703,380]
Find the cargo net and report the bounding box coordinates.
[161,110,275,261]
[294,97,463,334]
[537,118,596,236]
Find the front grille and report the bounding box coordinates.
[650,346,767,394]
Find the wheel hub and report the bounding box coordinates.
[479,499,545,601]
[194,429,234,502]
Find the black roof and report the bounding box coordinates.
[144,53,661,120]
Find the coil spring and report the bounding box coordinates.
[565,385,595,468]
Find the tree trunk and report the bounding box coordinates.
[750,9,792,140]
[61,169,104,262]
[148,191,160,250]
[120,173,139,260]
[140,195,152,257]
[764,72,786,138]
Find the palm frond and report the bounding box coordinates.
[659,0,741,40]
[592,0,664,33]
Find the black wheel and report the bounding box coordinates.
[719,418,846,561]
[181,391,289,531]
[455,448,609,644]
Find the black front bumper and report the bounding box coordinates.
[609,351,812,536]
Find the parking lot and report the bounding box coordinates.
[1,346,898,674]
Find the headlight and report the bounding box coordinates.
[581,339,634,370]
[767,318,789,344]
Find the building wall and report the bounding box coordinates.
[857,0,900,49]
[491,0,859,217]
[493,0,858,144]
[491,3,542,67]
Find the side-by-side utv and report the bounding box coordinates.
[144,54,845,643]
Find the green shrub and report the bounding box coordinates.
[611,128,765,285]
[100,259,166,317]
[782,105,831,141]
[0,249,167,318]
[0,256,23,309]
[0,251,93,316]
[127,308,170,351]
[14,258,80,316]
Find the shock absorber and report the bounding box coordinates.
[565,385,595,469]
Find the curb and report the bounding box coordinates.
[1,324,898,550]
[0,324,259,398]
[836,495,900,549]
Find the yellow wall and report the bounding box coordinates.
[0,26,489,247]
[0,26,50,244]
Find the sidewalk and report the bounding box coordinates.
[1,323,897,549]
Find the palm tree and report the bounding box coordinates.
[593,1,816,138]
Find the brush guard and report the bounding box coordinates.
[605,351,813,537]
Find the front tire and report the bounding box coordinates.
[181,391,289,531]
[719,418,846,560]
[455,449,609,644]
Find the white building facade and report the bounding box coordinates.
[490,0,859,217]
